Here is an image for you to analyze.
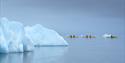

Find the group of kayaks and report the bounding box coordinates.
[66,33,117,39]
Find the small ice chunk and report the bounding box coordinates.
[103,34,112,38]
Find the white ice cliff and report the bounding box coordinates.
[25,24,68,46]
[0,17,68,53]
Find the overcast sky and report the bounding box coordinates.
[0,0,125,35]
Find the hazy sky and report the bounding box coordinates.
[0,0,125,35]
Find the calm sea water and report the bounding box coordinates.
[0,34,125,63]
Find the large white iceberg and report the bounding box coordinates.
[0,18,34,53]
[25,24,68,46]
[0,17,68,53]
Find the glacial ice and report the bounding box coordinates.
[0,17,68,53]
[0,17,34,53]
[25,24,68,46]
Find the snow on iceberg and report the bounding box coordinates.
[25,24,68,46]
[0,17,68,53]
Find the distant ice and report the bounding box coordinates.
[103,34,112,38]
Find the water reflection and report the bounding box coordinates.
[0,47,68,63]
[0,53,23,63]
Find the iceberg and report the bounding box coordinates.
[102,33,117,38]
[0,17,34,53]
[0,25,8,53]
[0,17,68,53]
[25,24,68,46]
[103,34,112,38]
